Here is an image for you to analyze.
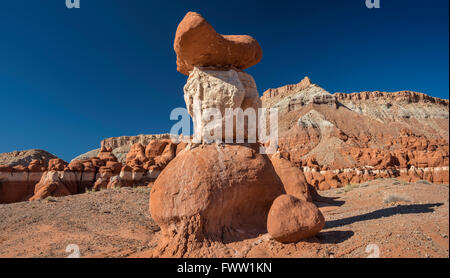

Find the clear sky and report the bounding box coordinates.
[0,0,448,161]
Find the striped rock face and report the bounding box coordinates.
[262,77,449,190]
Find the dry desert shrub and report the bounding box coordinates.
[417,180,431,185]
[344,184,360,192]
[383,194,411,204]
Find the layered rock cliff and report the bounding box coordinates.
[262,77,449,189]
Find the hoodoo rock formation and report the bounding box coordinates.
[148,12,325,257]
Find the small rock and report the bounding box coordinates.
[267,194,325,243]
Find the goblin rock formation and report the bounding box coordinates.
[0,136,185,204]
[72,134,173,163]
[148,12,324,257]
[262,77,449,189]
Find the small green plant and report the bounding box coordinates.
[343,183,360,192]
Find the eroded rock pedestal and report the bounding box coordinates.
[150,144,284,257]
[149,12,324,257]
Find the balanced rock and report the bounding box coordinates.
[267,194,325,243]
[150,144,284,257]
[174,12,262,75]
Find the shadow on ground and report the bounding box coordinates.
[315,195,345,207]
[316,230,355,244]
[325,203,444,229]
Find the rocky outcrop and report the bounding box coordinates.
[146,11,339,258]
[262,77,337,110]
[270,152,311,202]
[1,135,186,203]
[101,134,173,150]
[174,12,262,76]
[149,12,325,257]
[0,161,47,203]
[0,149,57,167]
[72,134,173,163]
[261,76,312,102]
[335,90,449,107]
[335,91,450,124]
[262,77,449,189]
[71,149,100,162]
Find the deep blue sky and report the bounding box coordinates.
[0,0,448,161]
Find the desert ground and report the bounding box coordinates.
[0,178,447,258]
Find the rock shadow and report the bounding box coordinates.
[316,230,355,244]
[325,203,444,229]
[314,195,345,207]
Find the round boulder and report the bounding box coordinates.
[267,194,325,243]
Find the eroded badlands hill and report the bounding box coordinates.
[262,77,449,189]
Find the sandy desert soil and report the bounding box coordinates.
[0,179,448,258]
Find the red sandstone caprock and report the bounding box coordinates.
[174,12,263,75]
